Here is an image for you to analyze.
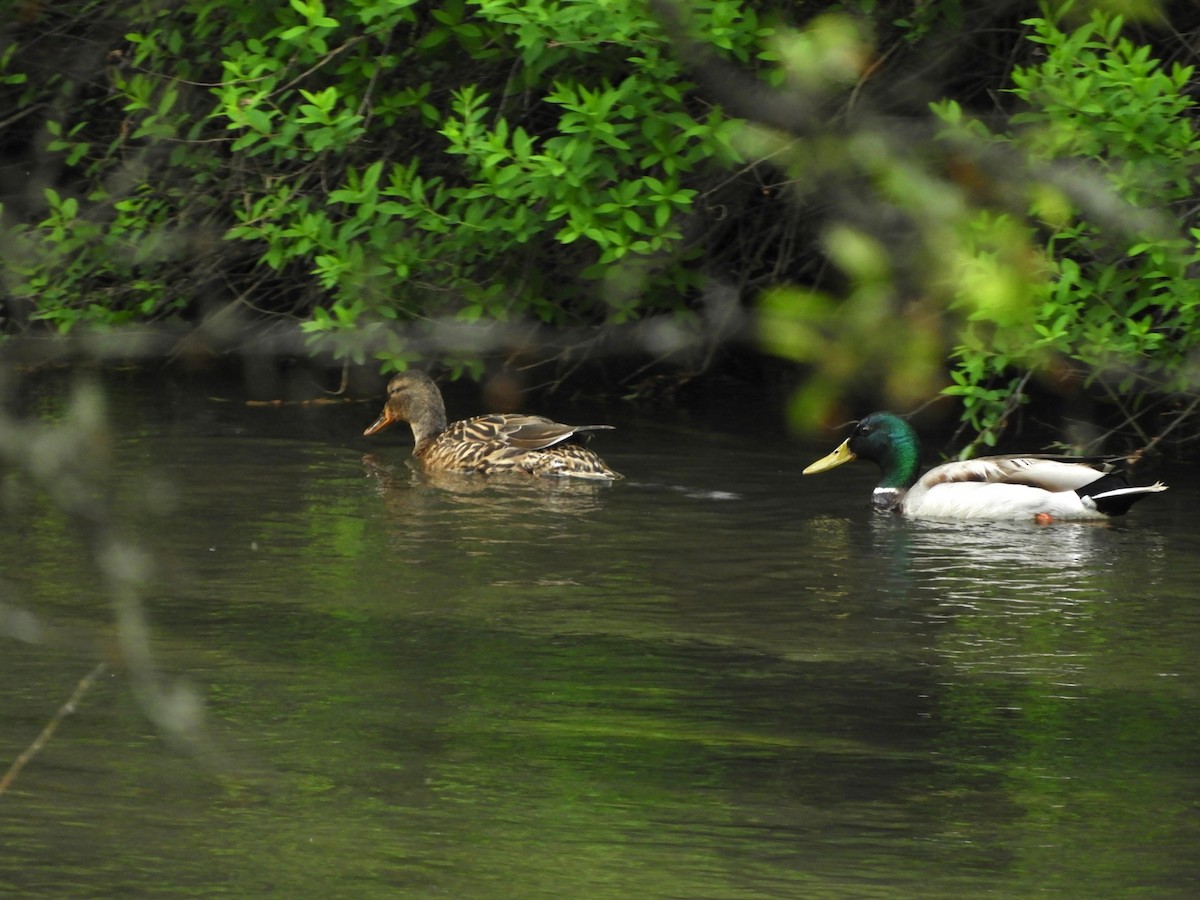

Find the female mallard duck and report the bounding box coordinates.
[363,370,622,480]
[803,411,1167,522]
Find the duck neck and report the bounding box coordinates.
[876,428,921,491]
[409,404,448,457]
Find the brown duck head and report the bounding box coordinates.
[363,370,449,446]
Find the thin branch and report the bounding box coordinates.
[1137,393,1200,459]
[273,36,367,99]
[0,661,109,795]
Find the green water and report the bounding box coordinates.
[2,374,1198,897]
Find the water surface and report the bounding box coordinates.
[2,373,1198,897]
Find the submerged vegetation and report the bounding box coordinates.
[2,0,1199,449]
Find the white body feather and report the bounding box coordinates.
[895,457,1167,521]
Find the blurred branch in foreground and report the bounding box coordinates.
[0,374,221,778]
[656,0,1200,453]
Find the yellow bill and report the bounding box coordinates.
[803,438,857,475]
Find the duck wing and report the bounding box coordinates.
[457,414,614,451]
[919,455,1107,492]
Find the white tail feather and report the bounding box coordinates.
[1091,482,1168,500]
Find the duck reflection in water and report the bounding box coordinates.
[361,452,611,526]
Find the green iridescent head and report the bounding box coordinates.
[803,412,922,490]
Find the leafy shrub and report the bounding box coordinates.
[933,7,1200,451]
[3,0,1195,454]
[0,0,766,376]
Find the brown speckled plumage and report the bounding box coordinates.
[363,370,621,480]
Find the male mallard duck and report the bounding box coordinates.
[803,411,1167,522]
[363,370,622,480]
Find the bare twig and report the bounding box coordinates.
[1138,393,1200,459]
[0,661,109,795]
